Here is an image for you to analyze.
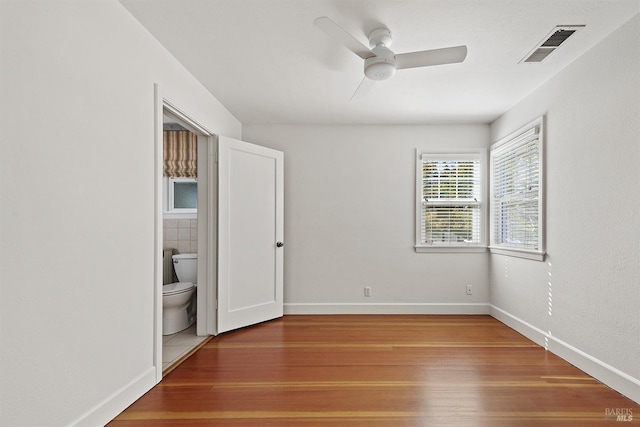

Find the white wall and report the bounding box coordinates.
[243,124,490,314]
[0,1,240,426]
[489,14,640,402]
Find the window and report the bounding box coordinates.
[415,150,486,252]
[166,177,197,213]
[490,117,545,260]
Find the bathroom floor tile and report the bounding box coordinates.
[162,345,188,363]
[162,324,209,371]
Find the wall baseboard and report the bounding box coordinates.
[284,302,490,315]
[490,305,640,404]
[488,305,549,347]
[68,366,158,427]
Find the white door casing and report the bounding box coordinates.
[217,136,284,333]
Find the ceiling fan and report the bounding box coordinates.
[313,16,467,99]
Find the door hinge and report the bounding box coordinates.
[215,150,218,163]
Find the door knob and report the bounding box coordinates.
[276,242,284,247]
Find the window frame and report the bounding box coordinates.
[489,116,545,261]
[166,177,198,214]
[415,149,487,253]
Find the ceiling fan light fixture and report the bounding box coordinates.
[364,45,396,80]
[364,59,396,80]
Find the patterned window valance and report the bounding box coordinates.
[163,130,197,178]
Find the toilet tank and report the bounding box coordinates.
[172,253,197,283]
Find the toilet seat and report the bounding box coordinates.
[163,282,195,296]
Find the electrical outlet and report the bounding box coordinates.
[364,286,372,297]
[466,285,473,295]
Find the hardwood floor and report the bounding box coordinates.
[110,315,638,426]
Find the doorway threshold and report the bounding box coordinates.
[162,325,211,375]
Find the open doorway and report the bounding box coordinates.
[153,92,218,379]
[160,116,207,373]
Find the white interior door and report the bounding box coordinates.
[217,136,284,333]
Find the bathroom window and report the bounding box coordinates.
[167,177,197,213]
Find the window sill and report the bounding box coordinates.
[415,245,487,253]
[489,246,546,261]
[163,212,197,220]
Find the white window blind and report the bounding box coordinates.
[419,154,482,246]
[490,118,545,260]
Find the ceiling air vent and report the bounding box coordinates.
[521,25,585,63]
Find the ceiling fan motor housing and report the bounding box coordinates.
[364,45,396,80]
[368,28,393,48]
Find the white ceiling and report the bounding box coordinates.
[120,0,638,125]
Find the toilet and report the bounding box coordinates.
[162,253,197,335]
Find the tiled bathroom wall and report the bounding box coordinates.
[164,218,198,254]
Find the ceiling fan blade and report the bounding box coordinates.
[395,45,467,70]
[350,77,376,101]
[314,16,374,60]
